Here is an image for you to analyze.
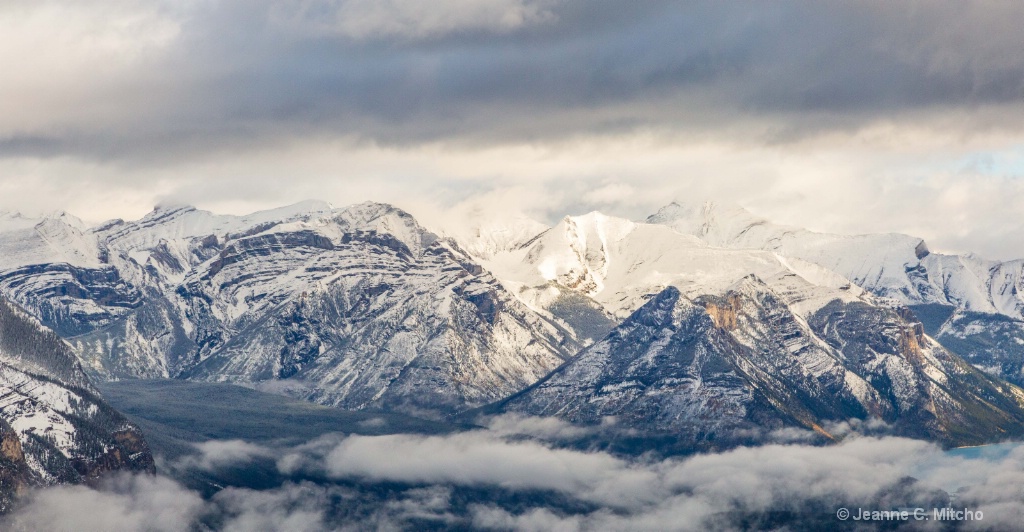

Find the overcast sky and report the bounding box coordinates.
[3,1,1024,258]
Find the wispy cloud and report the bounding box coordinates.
[173,440,277,473]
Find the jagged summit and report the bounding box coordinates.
[333,201,438,257]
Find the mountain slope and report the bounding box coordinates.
[647,200,1024,385]
[173,203,575,415]
[648,201,1024,313]
[0,296,154,511]
[498,279,1024,449]
[0,202,577,418]
[473,211,866,326]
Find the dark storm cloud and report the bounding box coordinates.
[6,0,1024,162]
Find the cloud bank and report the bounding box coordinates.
[7,416,1024,531]
[3,1,1024,259]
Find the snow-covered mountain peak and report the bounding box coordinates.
[248,199,335,223]
[334,201,408,225]
[0,209,89,232]
[519,212,675,298]
[648,199,784,248]
[41,210,89,231]
[475,209,862,321]
[562,211,637,240]
[643,199,1024,319]
[334,202,438,257]
[647,199,711,223]
[99,200,336,255]
[0,210,102,270]
[103,204,214,248]
[426,199,550,258]
[645,200,947,298]
[444,210,548,259]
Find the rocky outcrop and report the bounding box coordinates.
[0,421,33,513]
[701,293,741,331]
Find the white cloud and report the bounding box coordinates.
[2,2,1024,262]
[482,413,596,440]
[4,129,1024,261]
[10,426,1024,531]
[214,483,329,532]
[582,183,636,206]
[2,474,203,532]
[174,439,276,472]
[319,431,662,509]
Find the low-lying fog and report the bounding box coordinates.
[6,381,1018,531]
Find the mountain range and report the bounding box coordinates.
[1,198,1024,453]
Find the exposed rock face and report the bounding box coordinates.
[906,304,1024,388]
[915,240,931,260]
[0,263,142,338]
[0,202,576,418]
[701,293,741,331]
[0,420,33,512]
[1,428,24,463]
[0,296,154,510]
[499,279,1024,449]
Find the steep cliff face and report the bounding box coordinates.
[0,296,154,509]
[702,293,741,331]
[0,420,33,512]
[499,279,1024,449]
